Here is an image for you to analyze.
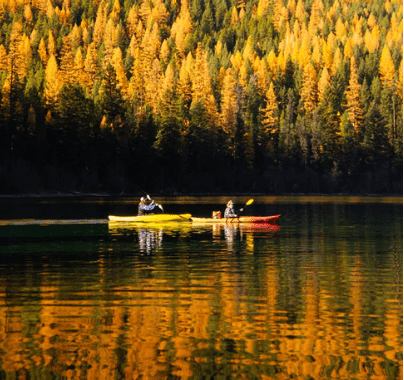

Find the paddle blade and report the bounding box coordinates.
[246,199,254,206]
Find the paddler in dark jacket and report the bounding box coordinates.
[138,195,164,215]
[224,200,243,218]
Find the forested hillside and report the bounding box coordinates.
[0,0,402,194]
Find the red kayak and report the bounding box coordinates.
[191,215,281,223]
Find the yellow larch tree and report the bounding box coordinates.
[230,51,243,74]
[160,39,170,65]
[331,46,342,75]
[257,0,269,17]
[397,59,403,100]
[295,0,305,23]
[351,15,364,46]
[151,0,169,26]
[159,62,175,104]
[267,50,277,78]
[286,0,296,18]
[139,0,152,25]
[20,33,32,76]
[215,40,223,57]
[23,3,33,24]
[326,31,336,50]
[344,36,354,59]
[144,58,162,113]
[326,0,339,21]
[364,25,379,53]
[6,22,28,105]
[301,63,318,115]
[128,35,139,59]
[280,22,294,60]
[47,30,56,57]
[317,68,330,103]
[321,39,333,70]
[255,58,269,94]
[110,0,121,23]
[127,5,140,38]
[59,34,75,86]
[297,28,311,68]
[311,36,322,67]
[177,54,193,112]
[111,47,128,100]
[81,20,89,46]
[38,37,47,64]
[46,0,54,19]
[261,82,278,134]
[93,0,107,45]
[128,47,145,111]
[379,44,396,89]
[171,0,192,58]
[243,37,256,65]
[238,62,249,89]
[273,0,285,33]
[73,48,84,83]
[191,43,219,130]
[57,0,72,25]
[220,68,239,152]
[136,20,145,45]
[230,6,239,25]
[44,54,61,106]
[292,19,301,40]
[335,17,347,43]
[103,18,120,66]
[0,44,7,71]
[141,23,161,71]
[367,12,377,29]
[29,28,37,46]
[277,51,286,73]
[1,75,12,121]
[345,56,364,135]
[308,0,324,36]
[71,23,81,50]
[192,43,211,103]
[83,42,98,94]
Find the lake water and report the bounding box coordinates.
[0,196,402,379]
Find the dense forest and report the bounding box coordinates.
[0,0,402,194]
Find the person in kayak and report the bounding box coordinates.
[224,200,243,218]
[138,195,164,215]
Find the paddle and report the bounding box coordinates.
[144,193,164,212]
[228,198,254,222]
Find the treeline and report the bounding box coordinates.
[0,0,402,194]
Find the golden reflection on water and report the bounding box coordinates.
[0,258,401,379]
[0,218,402,379]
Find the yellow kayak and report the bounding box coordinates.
[108,214,192,222]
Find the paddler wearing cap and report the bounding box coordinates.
[224,200,243,219]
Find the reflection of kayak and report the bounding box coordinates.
[108,220,193,236]
[240,223,280,231]
[191,215,281,223]
[108,214,192,222]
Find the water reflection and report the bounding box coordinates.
[0,198,401,380]
[108,221,280,254]
[0,248,401,379]
[138,228,163,254]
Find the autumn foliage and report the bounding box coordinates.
[0,0,402,193]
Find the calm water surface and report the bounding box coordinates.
[0,196,402,379]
